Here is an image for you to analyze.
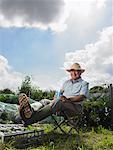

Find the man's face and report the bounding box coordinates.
[70,70,81,80]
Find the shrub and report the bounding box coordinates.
[81,96,111,129]
[0,94,18,104]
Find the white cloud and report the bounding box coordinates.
[63,26,113,87]
[0,0,108,32]
[0,55,23,91]
[0,55,61,91]
[65,0,107,16]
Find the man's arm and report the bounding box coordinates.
[68,95,86,102]
[60,95,85,102]
[60,81,89,102]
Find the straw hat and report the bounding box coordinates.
[66,63,85,73]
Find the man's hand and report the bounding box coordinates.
[60,95,68,102]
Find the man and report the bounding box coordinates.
[19,63,89,126]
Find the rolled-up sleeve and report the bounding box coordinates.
[80,81,89,98]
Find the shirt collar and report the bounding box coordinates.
[70,77,82,83]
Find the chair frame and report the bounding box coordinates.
[51,111,83,134]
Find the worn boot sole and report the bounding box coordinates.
[19,93,33,121]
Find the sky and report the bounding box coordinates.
[0,0,113,91]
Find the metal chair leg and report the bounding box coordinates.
[51,112,83,135]
[51,115,67,134]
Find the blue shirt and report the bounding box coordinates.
[62,77,89,105]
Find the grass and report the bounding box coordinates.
[0,125,113,150]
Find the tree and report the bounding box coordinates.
[30,86,43,101]
[18,76,55,100]
[19,76,32,96]
[0,88,15,94]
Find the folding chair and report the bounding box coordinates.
[51,110,83,135]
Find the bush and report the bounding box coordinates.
[18,76,55,101]
[81,96,111,129]
[0,88,15,94]
[30,89,55,101]
[0,94,18,104]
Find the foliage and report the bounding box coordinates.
[81,95,111,129]
[0,94,18,104]
[18,76,32,96]
[0,125,113,150]
[89,85,108,93]
[33,125,113,150]
[31,88,55,101]
[0,88,15,94]
[18,76,55,101]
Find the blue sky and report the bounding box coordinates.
[0,28,56,72]
[0,0,112,90]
